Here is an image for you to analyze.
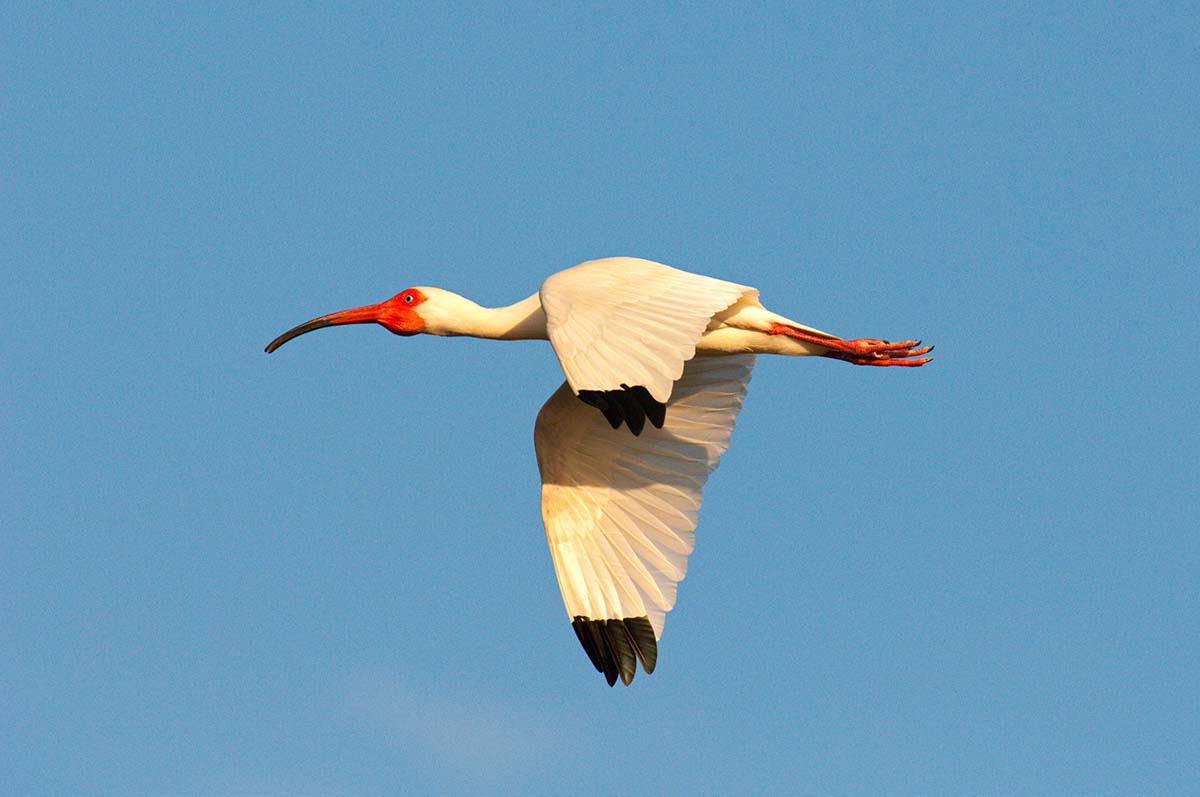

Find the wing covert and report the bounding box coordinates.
[540,258,757,407]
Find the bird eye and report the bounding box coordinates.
[403,293,414,303]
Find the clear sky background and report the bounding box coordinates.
[4,3,1197,795]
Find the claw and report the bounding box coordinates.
[767,322,934,367]
[816,336,934,366]
[824,352,933,367]
[868,356,932,367]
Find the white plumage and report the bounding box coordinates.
[266,257,932,685]
[536,353,754,636]
[542,260,756,402]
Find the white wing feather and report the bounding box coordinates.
[534,353,755,638]
[540,258,757,403]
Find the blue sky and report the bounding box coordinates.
[4,3,1196,794]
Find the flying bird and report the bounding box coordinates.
[265,257,931,686]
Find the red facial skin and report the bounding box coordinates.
[265,288,428,353]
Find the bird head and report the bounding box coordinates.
[265,288,429,353]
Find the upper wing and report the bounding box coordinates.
[540,258,757,431]
[534,352,755,685]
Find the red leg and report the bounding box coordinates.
[768,323,933,367]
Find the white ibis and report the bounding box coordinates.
[266,257,931,686]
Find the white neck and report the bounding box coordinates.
[418,288,548,341]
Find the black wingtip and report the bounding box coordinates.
[571,616,658,686]
[576,386,666,435]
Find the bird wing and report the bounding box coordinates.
[534,352,755,685]
[540,258,757,425]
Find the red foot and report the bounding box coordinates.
[768,323,933,367]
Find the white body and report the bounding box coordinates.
[268,256,928,685]
[425,258,835,680]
